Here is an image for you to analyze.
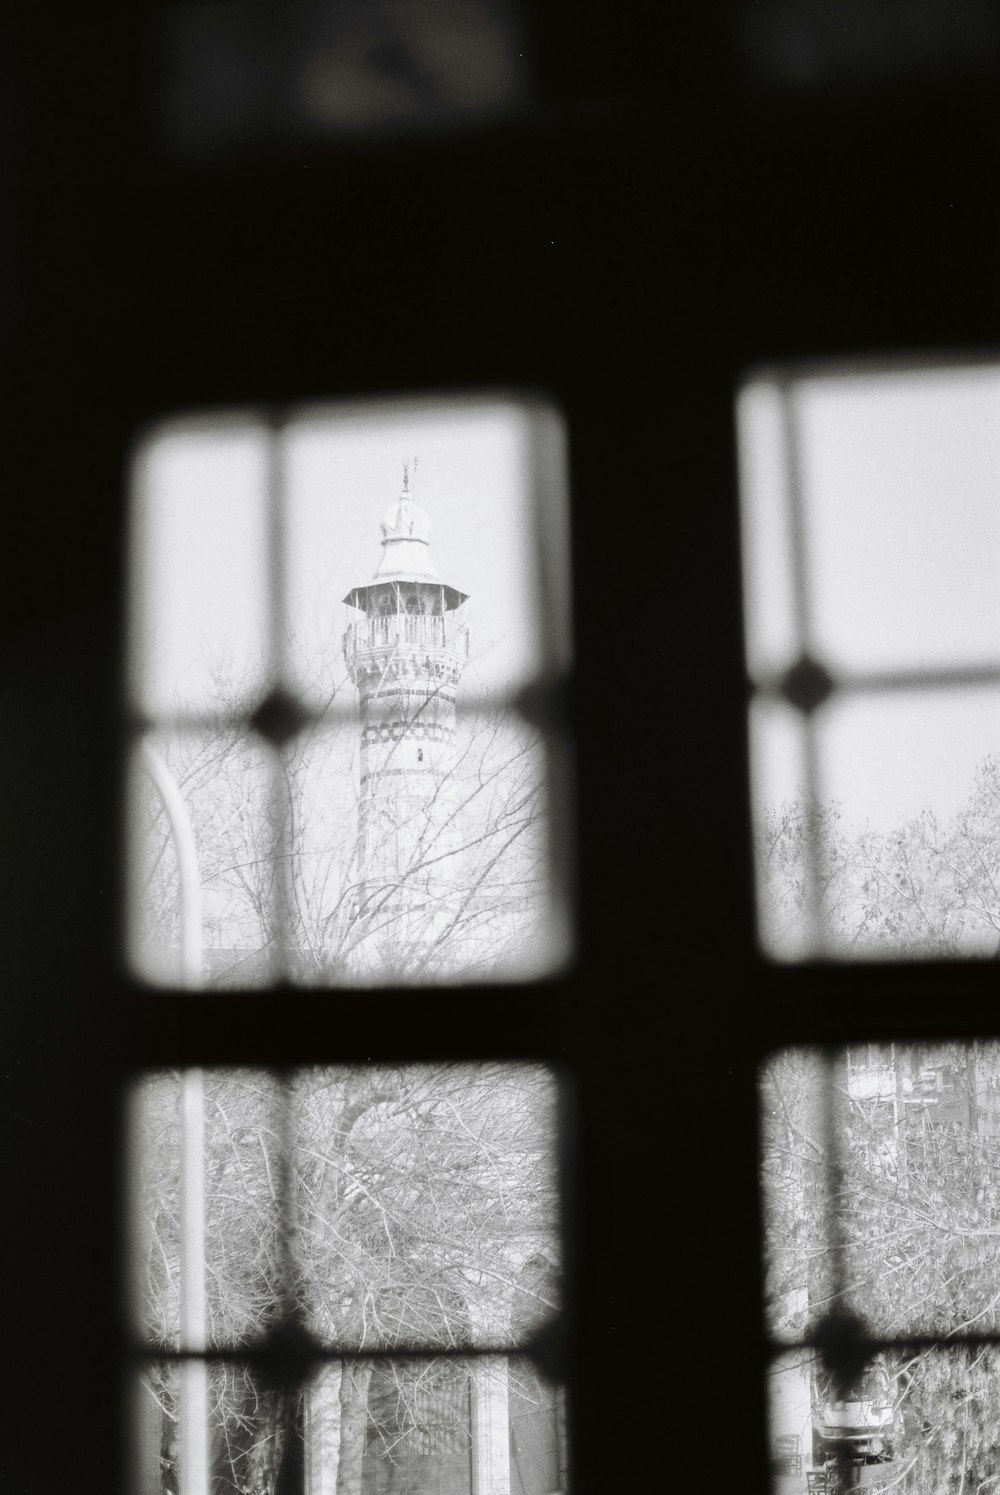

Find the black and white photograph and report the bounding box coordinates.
[7,6,1000,1495]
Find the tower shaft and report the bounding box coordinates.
[343,486,470,934]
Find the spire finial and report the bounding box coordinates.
[402,461,409,495]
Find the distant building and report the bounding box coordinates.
[845,1042,1000,1188]
[343,467,470,963]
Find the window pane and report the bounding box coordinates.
[133,1360,301,1495]
[127,414,270,717]
[740,359,1000,962]
[131,1069,284,1350]
[761,1043,1000,1342]
[125,394,573,988]
[126,729,280,989]
[740,363,1000,678]
[760,1048,833,1345]
[133,1356,568,1495]
[294,1065,561,1351]
[131,1065,562,1354]
[798,366,1000,675]
[767,1345,1000,1495]
[285,396,566,704]
[749,699,817,961]
[752,690,1000,961]
[737,377,801,681]
[766,1349,818,1488]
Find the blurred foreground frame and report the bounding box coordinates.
[152,0,531,161]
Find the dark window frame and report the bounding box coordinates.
[8,8,1000,1495]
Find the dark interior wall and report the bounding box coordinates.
[4,5,1000,1494]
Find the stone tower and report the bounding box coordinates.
[343,471,469,943]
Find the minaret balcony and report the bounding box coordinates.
[344,613,470,666]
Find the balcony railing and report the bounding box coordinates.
[345,613,470,660]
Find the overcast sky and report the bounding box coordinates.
[740,362,1000,831]
[129,393,568,717]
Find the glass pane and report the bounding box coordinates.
[796,364,1000,675]
[760,1049,833,1344]
[135,1355,568,1495]
[306,1357,566,1495]
[126,729,280,989]
[737,376,801,680]
[133,1361,301,1495]
[766,1349,818,1488]
[128,707,562,988]
[841,1041,1000,1339]
[749,698,820,961]
[126,394,573,989]
[762,1043,1000,1343]
[815,689,1000,960]
[285,395,567,706]
[130,1070,284,1351]
[127,414,270,716]
[767,1346,1000,1494]
[292,1064,562,1350]
[751,688,1000,961]
[740,362,1000,679]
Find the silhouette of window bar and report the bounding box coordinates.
[125,394,573,989]
[738,359,1000,961]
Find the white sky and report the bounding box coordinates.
[740,363,1000,831]
[128,393,569,717]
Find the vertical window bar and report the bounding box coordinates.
[265,412,292,687]
[139,741,204,988]
[525,404,574,964]
[776,379,813,655]
[823,1049,850,1322]
[470,1356,511,1495]
[273,1070,300,1326]
[125,1082,161,1495]
[128,1367,163,1495]
[265,416,296,980]
[269,745,295,983]
[777,379,828,957]
[179,1068,209,1495]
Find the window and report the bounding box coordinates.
[741,360,1000,1492]
[761,1042,1000,1492]
[738,359,1000,961]
[122,391,575,1495]
[127,1063,567,1495]
[125,393,573,989]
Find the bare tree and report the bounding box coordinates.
[761,1044,1000,1492]
[136,1064,561,1495]
[757,761,1000,959]
[135,656,548,987]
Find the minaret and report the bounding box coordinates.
[343,469,470,943]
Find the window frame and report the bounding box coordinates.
[9,8,1000,1495]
